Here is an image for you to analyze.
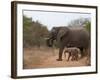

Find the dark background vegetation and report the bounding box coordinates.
[23,15,91,48]
[23,15,49,48]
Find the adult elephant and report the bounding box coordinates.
[46,26,90,61]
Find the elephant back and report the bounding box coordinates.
[70,28,90,48]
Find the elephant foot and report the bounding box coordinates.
[56,59,63,61]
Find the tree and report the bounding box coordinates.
[68,18,91,32]
[23,15,49,48]
[84,20,91,32]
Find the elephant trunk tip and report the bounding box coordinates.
[46,38,53,47]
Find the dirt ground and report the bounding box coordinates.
[23,47,90,69]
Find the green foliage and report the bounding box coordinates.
[68,18,86,27]
[68,18,91,32]
[23,15,49,48]
[84,21,91,32]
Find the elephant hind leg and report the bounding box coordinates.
[79,48,85,58]
[80,48,89,58]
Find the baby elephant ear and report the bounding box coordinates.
[57,27,69,43]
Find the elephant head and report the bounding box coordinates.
[46,27,69,47]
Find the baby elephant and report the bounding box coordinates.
[64,47,81,61]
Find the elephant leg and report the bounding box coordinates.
[76,54,78,61]
[80,48,84,58]
[57,46,64,61]
[84,48,89,56]
[64,51,66,59]
[67,53,71,61]
[71,55,74,61]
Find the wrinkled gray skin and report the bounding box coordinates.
[47,27,90,61]
[64,47,81,61]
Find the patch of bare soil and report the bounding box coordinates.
[23,47,90,69]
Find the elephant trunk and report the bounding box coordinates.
[46,38,53,47]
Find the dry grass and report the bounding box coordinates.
[23,47,90,69]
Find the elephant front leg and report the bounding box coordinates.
[57,47,64,61]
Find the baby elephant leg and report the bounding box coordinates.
[71,53,78,61]
[71,55,75,61]
[67,53,71,61]
[75,54,78,61]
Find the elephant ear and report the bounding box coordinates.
[57,27,69,43]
